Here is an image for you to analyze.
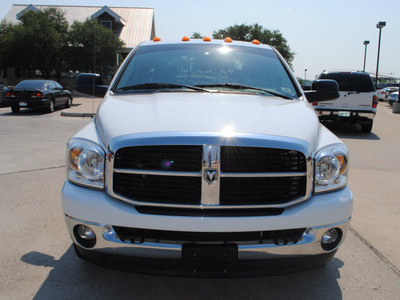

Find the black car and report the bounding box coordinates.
[0,83,9,107]
[4,79,72,113]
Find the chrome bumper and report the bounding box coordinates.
[65,215,351,260]
[316,110,375,120]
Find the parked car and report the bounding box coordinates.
[4,79,72,113]
[63,38,352,276]
[378,86,399,101]
[0,83,9,107]
[377,83,398,97]
[313,71,377,133]
[388,91,398,106]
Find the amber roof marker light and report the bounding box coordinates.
[224,37,232,43]
[182,36,190,42]
[203,36,211,42]
[252,39,260,45]
[153,37,161,42]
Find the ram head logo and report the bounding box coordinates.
[204,169,218,184]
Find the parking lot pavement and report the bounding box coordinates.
[0,101,400,299]
[60,95,102,117]
[327,102,400,272]
[0,104,89,175]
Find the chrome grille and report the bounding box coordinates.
[111,144,310,209]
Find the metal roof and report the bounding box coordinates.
[3,4,155,49]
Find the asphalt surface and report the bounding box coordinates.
[0,97,399,299]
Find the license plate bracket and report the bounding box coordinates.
[182,244,238,274]
[338,111,350,117]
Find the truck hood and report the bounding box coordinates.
[95,92,320,148]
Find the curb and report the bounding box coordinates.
[60,112,95,118]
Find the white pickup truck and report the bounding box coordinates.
[313,71,378,133]
[62,38,353,276]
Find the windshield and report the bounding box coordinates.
[114,43,298,98]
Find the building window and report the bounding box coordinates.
[100,20,112,30]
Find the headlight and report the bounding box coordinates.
[66,138,105,189]
[315,144,348,193]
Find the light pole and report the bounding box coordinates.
[375,21,386,87]
[304,69,307,83]
[363,40,369,72]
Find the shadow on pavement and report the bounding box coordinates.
[324,123,380,141]
[22,247,344,300]
[0,104,80,117]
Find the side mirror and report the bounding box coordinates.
[74,73,109,98]
[304,79,339,102]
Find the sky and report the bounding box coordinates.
[1,0,399,81]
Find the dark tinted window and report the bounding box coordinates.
[76,74,103,85]
[318,73,375,92]
[15,80,47,90]
[53,81,63,90]
[49,81,57,90]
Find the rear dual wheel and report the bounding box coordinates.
[361,120,373,133]
[11,105,20,113]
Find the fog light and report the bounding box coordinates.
[322,228,338,244]
[73,225,97,248]
[78,225,95,240]
[321,228,342,251]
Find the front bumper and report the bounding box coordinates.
[62,181,353,276]
[68,215,349,276]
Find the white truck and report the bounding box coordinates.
[313,71,378,133]
[62,38,353,276]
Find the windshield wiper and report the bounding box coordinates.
[195,83,294,100]
[116,82,211,93]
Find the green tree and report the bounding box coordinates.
[212,23,295,67]
[0,21,14,71]
[1,8,69,79]
[0,8,124,81]
[191,32,203,39]
[68,19,124,75]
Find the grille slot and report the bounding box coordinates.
[115,145,202,172]
[113,226,306,245]
[135,206,284,217]
[221,146,306,173]
[220,177,306,205]
[113,173,201,205]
